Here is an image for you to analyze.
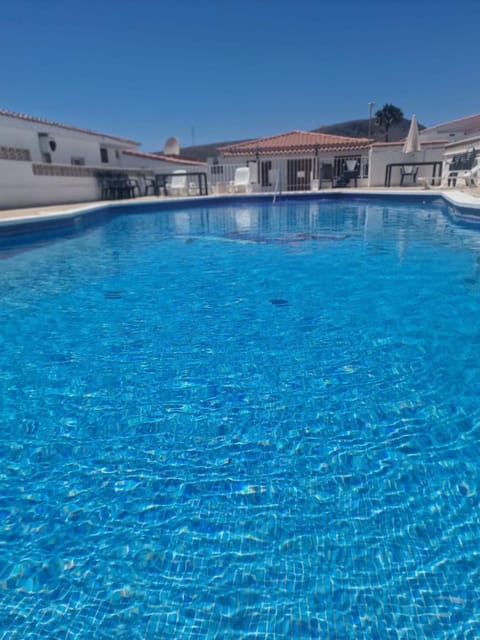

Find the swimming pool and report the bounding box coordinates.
[1,196,480,638]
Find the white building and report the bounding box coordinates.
[419,113,480,143]
[0,108,206,209]
[368,140,446,187]
[211,130,372,192]
[367,113,480,187]
[210,128,449,191]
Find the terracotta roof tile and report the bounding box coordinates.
[123,149,206,166]
[0,108,140,146]
[220,130,372,156]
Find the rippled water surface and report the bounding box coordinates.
[1,197,480,638]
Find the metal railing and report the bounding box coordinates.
[208,156,369,194]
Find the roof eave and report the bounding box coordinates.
[223,144,371,157]
[123,149,206,166]
[0,108,140,147]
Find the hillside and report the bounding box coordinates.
[312,117,423,142]
[159,118,424,163]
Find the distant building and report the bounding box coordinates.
[122,149,205,172]
[420,113,480,143]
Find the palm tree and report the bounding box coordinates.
[374,104,404,141]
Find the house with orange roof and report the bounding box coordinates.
[212,130,372,192]
[212,127,454,190]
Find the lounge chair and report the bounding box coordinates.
[168,170,188,196]
[400,165,419,186]
[463,160,480,186]
[444,148,477,187]
[448,158,480,187]
[229,167,251,193]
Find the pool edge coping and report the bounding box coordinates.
[0,188,479,234]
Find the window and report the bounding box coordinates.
[71,156,85,166]
[211,165,223,175]
[100,147,109,163]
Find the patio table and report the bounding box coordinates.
[384,161,443,187]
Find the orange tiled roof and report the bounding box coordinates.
[0,108,140,146]
[123,149,206,166]
[220,130,372,156]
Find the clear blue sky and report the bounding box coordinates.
[2,0,479,151]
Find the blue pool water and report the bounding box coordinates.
[1,196,480,639]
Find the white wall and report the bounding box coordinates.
[368,144,445,187]
[0,113,147,208]
[0,114,134,167]
[420,126,480,144]
[0,159,101,209]
[443,136,480,158]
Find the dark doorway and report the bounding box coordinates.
[286,158,313,191]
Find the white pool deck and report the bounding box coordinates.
[0,187,480,228]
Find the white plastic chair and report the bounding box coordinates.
[169,170,187,196]
[443,148,477,187]
[229,167,251,193]
[457,160,480,187]
[440,158,480,188]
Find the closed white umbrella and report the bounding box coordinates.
[403,115,421,154]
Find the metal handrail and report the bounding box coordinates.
[272,170,281,204]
